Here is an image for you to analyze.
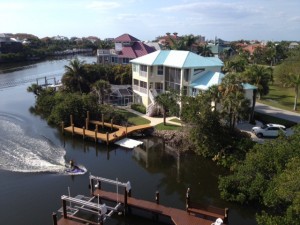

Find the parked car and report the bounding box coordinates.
[252,123,286,138]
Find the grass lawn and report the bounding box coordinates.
[259,84,299,113]
[155,123,181,130]
[117,109,150,125]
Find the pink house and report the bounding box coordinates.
[97,33,155,65]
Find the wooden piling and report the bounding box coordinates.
[155,191,160,204]
[70,115,73,126]
[61,122,64,134]
[62,199,67,218]
[85,118,89,130]
[186,188,190,211]
[94,129,97,142]
[124,187,128,210]
[71,124,74,135]
[83,126,85,139]
[106,132,109,145]
[110,119,113,131]
[102,114,104,129]
[52,212,57,225]
[224,208,229,224]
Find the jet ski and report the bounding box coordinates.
[65,160,87,175]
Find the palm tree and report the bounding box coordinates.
[93,79,111,104]
[282,73,300,111]
[155,91,179,125]
[218,73,250,131]
[62,58,87,93]
[243,65,273,99]
[198,44,213,57]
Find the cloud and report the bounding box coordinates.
[0,2,25,10]
[160,1,263,19]
[86,1,120,10]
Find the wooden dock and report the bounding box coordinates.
[63,120,153,144]
[53,175,228,225]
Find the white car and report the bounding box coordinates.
[252,123,286,138]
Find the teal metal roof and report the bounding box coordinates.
[242,83,257,90]
[191,71,224,90]
[130,50,223,68]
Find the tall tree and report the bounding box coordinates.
[155,91,179,125]
[218,73,250,131]
[275,52,300,111]
[62,58,88,93]
[243,65,273,99]
[93,79,111,104]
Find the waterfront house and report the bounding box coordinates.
[130,50,225,115]
[97,33,156,65]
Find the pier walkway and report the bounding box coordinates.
[63,120,153,144]
[53,175,227,225]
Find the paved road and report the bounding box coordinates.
[255,102,300,123]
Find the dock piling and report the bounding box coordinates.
[224,208,229,223]
[94,129,97,142]
[71,124,74,136]
[106,132,109,145]
[186,188,190,211]
[155,191,160,204]
[101,114,104,128]
[61,122,64,134]
[70,115,73,126]
[111,119,113,131]
[52,212,57,225]
[62,199,67,219]
[82,127,85,139]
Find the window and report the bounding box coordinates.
[134,79,139,86]
[133,64,138,72]
[140,65,147,72]
[155,83,163,93]
[122,58,130,64]
[140,81,147,88]
[157,66,164,75]
[193,68,205,76]
[184,69,189,82]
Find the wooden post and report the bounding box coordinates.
[94,129,97,142]
[97,180,101,190]
[126,124,128,136]
[106,132,109,145]
[102,113,104,129]
[83,126,85,139]
[71,124,74,135]
[186,188,190,211]
[96,124,98,132]
[70,115,73,126]
[224,208,229,224]
[155,191,160,204]
[61,121,64,134]
[90,178,94,195]
[52,212,57,225]
[128,189,132,197]
[111,119,113,131]
[124,187,128,209]
[85,118,89,130]
[62,199,67,218]
[87,111,90,123]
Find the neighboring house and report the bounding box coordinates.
[242,44,264,55]
[208,44,234,59]
[97,33,156,65]
[130,50,225,115]
[289,42,299,49]
[0,33,23,54]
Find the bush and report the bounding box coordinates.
[131,104,146,114]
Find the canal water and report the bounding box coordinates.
[0,56,257,225]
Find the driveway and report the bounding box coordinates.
[255,102,300,123]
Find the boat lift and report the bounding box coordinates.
[55,175,132,225]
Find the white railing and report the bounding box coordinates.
[139,71,147,77]
[139,87,147,94]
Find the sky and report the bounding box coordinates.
[1,0,299,41]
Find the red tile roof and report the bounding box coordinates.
[119,42,155,58]
[114,33,140,42]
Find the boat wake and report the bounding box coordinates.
[0,114,66,173]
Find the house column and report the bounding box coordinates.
[146,66,151,107]
[179,69,185,113]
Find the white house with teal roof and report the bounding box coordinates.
[130,50,225,115]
